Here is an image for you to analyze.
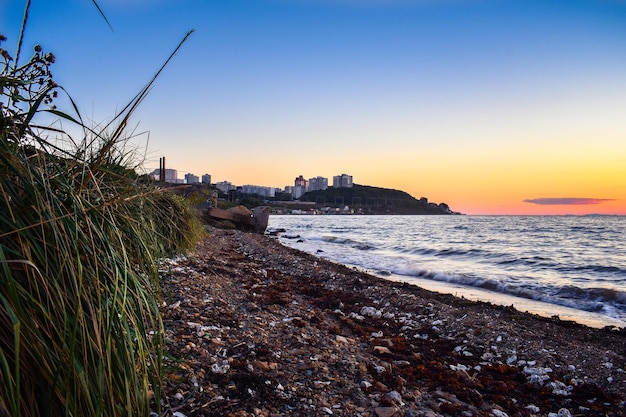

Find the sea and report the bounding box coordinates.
[267,215,626,329]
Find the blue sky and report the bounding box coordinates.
[2,0,626,214]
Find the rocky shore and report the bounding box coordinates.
[157,226,626,417]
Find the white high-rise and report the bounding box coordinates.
[308,176,328,192]
[333,174,353,188]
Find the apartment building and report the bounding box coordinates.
[308,176,328,192]
[215,181,235,193]
[185,173,200,184]
[333,173,353,188]
[241,185,277,198]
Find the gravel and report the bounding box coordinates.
[155,226,626,417]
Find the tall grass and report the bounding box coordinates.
[1,7,200,417]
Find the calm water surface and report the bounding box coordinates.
[268,215,626,328]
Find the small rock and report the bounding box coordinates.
[374,346,392,355]
[374,365,386,374]
[211,360,230,374]
[253,361,270,371]
[361,306,383,318]
[382,390,403,406]
[548,409,572,417]
[374,406,399,417]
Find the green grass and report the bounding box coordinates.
[1,6,199,416]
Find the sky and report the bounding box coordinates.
[2,0,625,215]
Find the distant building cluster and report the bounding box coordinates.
[286,174,351,199]
[150,158,353,202]
[241,185,276,198]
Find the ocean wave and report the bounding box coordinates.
[385,267,626,318]
[393,246,490,259]
[270,214,626,323]
[564,264,626,276]
[316,235,377,251]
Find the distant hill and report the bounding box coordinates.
[299,184,459,215]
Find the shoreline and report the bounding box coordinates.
[381,273,626,330]
[270,217,626,331]
[159,227,626,416]
[277,243,626,330]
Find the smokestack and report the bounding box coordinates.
[159,157,166,182]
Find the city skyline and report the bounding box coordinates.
[150,164,347,190]
[2,1,625,215]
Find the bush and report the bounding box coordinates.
[0,12,199,417]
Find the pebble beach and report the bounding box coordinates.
[157,226,626,417]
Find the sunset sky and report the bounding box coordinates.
[2,0,625,215]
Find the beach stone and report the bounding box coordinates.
[374,406,399,417]
[253,361,270,371]
[374,346,392,355]
[227,205,252,216]
[360,306,382,318]
[251,206,270,234]
[381,390,403,406]
[548,409,572,417]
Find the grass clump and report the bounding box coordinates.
[0,10,200,417]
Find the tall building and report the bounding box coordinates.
[241,185,276,198]
[215,181,235,193]
[294,175,307,188]
[201,174,212,184]
[185,173,199,184]
[292,186,306,199]
[292,175,308,199]
[308,176,328,192]
[333,173,353,188]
